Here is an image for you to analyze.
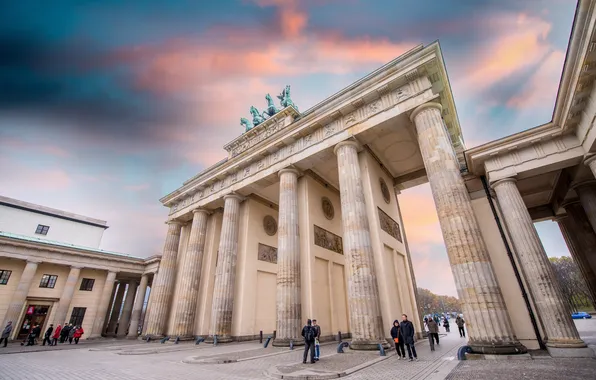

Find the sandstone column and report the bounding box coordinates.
[90,271,117,338]
[556,213,596,306]
[585,155,596,179]
[172,209,210,339]
[2,260,39,339]
[117,281,138,337]
[209,194,243,342]
[334,141,386,350]
[572,181,596,233]
[106,282,127,336]
[145,221,183,338]
[410,102,524,354]
[142,284,152,336]
[492,178,585,348]
[128,274,149,339]
[52,266,82,326]
[273,168,302,347]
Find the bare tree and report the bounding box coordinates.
[550,256,595,312]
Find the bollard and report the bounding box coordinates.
[337,341,349,353]
[289,340,294,350]
[264,335,272,348]
[195,337,205,345]
[378,343,386,356]
[213,335,218,346]
[273,330,277,339]
[457,346,472,360]
[175,336,180,345]
[160,336,170,344]
[337,331,342,342]
[146,336,151,343]
[259,331,263,344]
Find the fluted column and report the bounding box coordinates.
[209,194,243,342]
[142,284,152,336]
[2,260,39,339]
[273,168,302,347]
[117,281,138,337]
[145,221,183,338]
[90,271,117,338]
[492,178,584,348]
[172,209,210,338]
[410,102,524,354]
[106,282,127,336]
[585,155,596,179]
[52,266,82,326]
[128,274,149,339]
[333,141,386,350]
[556,213,596,307]
[572,181,596,234]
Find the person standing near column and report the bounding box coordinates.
[400,314,417,361]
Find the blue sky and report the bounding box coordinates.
[0,0,578,297]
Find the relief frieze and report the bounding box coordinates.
[378,207,402,242]
[314,225,343,254]
[258,243,278,264]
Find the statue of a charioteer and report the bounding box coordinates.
[240,85,298,132]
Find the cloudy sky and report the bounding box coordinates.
[0,0,577,297]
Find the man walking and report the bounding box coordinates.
[42,324,54,346]
[312,319,321,361]
[400,314,418,361]
[301,319,316,364]
[0,321,12,347]
[456,315,466,338]
[427,318,439,350]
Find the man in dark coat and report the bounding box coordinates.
[456,316,466,338]
[399,314,418,361]
[301,319,316,364]
[42,324,53,346]
[26,324,41,346]
[60,323,70,343]
[390,320,406,359]
[0,321,12,347]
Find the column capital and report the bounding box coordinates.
[490,177,517,189]
[583,154,596,166]
[409,102,442,122]
[278,167,301,178]
[570,179,596,191]
[70,265,84,270]
[165,220,183,226]
[552,214,568,222]
[26,259,42,265]
[333,140,361,155]
[561,199,581,209]
[223,193,245,202]
[192,208,211,216]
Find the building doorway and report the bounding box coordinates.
[18,305,50,340]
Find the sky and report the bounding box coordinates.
[0,0,578,298]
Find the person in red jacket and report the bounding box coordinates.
[73,326,84,344]
[51,324,62,346]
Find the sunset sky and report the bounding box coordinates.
[0,0,577,297]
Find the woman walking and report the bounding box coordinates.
[51,324,62,346]
[390,320,406,359]
[73,326,84,344]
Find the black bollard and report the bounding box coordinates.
[338,331,342,342]
[290,340,294,350]
[160,336,170,344]
[213,335,218,346]
[146,336,151,343]
[174,336,180,345]
[259,330,263,344]
[457,346,472,360]
[378,343,386,356]
[273,330,276,339]
[337,341,349,353]
[195,337,205,345]
[264,336,272,348]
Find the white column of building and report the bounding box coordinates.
[106,281,127,336]
[410,102,525,354]
[90,271,117,338]
[128,274,149,339]
[52,266,82,326]
[573,181,596,233]
[334,141,386,350]
[172,209,210,339]
[209,194,243,343]
[141,284,152,336]
[492,178,585,348]
[273,168,302,347]
[117,281,138,337]
[2,260,39,339]
[145,221,183,338]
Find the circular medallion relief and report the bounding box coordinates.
[263,215,277,236]
[322,197,334,220]
[380,178,391,204]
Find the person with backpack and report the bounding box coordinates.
[301,319,316,364]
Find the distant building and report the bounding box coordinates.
[0,196,160,341]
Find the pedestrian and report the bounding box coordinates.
[52,324,62,346]
[427,318,439,348]
[68,324,76,344]
[26,324,41,346]
[301,319,316,364]
[390,320,406,359]
[443,318,450,333]
[73,326,84,344]
[456,315,466,338]
[312,319,321,361]
[0,321,12,347]
[399,314,418,361]
[42,324,54,346]
[60,323,70,343]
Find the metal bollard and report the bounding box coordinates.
[378,343,386,356]
[195,337,205,345]
[457,346,472,360]
[337,331,342,342]
[290,340,294,350]
[174,336,180,344]
[264,335,272,348]
[273,330,276,339]
[337,341,349,353]
[146,336,151,343]
[259,331,263,344]
[213,335,218,346]
[160,336,170,344]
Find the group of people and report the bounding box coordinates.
[390,314,419,361]
[0,320,84,347]
[301,319,322,364]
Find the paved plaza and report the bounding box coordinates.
[1,320,594,379]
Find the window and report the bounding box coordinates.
[79,278,95,291]
[35,224,50,235]
[39,274,58,288]
[0,270,11,285]
[69,307,86,327]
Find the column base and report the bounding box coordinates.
[272,338,305,347]
[547,346,595,358]
[546,338,587,349]
[469,340,528,355]
[143,334,165,340]
[126,335,140,340]
[349,339,390,351]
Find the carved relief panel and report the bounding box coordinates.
[314,225,343,254]
[258,243,278,264]
[378,207,402,242]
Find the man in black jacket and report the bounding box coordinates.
[26,324,41,346]
[301,319,316,364]
[42,324,53,346]
[399,314,418,361]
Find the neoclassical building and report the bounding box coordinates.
[0,195,159,340]
[146,0,596,356]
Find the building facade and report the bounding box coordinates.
[147,1,596,356]
[0,196,160,341]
